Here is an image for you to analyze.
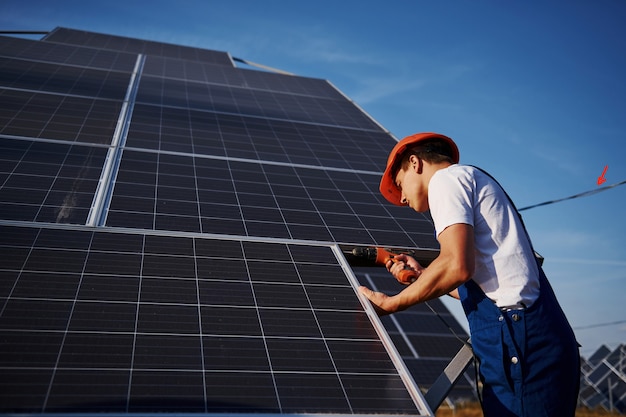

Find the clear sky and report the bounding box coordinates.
[2,0,625,357]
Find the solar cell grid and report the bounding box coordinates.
[45,28,234,66]
[135,75,380,131]
[0,90,122,144]
[0,35,137,72]
[355,270,472,399]
[394,312,468,335]
[406,334,466,358]
[0,226,427,414]
[0,138,108,224]
[125,102,390,171]
[0,57,130,100]
[106,148,438,248]
[237,67,345,99]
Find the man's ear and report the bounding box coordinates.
[409,154,423,174]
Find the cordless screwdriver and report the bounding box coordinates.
[351,247,419,283]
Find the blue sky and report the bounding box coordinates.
[2,0,625,357]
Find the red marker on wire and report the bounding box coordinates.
[597,165,608,186]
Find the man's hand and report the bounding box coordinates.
[360,224,474,315]
[358,286,396,316]
[385,254,423,285]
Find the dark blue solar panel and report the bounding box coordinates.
[0,226,428,415]
[0,27,476,415]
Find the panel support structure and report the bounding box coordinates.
[424,342,474,411]
[87,53,145,227]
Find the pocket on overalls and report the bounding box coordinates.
[468,316,507,390]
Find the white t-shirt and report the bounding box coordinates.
[428,165,540,308]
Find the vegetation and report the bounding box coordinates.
[435,403,620,416]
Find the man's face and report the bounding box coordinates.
[394,157,428,212]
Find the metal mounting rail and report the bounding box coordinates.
[424,341,475,411]
[86,53,145,227]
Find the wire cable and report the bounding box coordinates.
[574,319,626,331]
[518,180,626,211]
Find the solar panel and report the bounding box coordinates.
[0,90,123,144]
[579,344,626,413]
[44,27,234,66]
[133,74,380,130]
[0,57,130,99]
[0,138,108,224]
[143,55,343,99]
[124,104,390,168]
[0,35,137,71]
[0,27,476,415]
[105,149,437,247]
[0,225,428,414]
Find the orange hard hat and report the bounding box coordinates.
[379,132,460,205]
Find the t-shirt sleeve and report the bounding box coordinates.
[428,169,475,238]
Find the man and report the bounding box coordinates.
[358,132,580,417]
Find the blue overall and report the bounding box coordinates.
[458,262,580,417]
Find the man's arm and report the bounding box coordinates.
[358,223,474,314]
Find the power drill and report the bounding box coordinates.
[351,247,419,283]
